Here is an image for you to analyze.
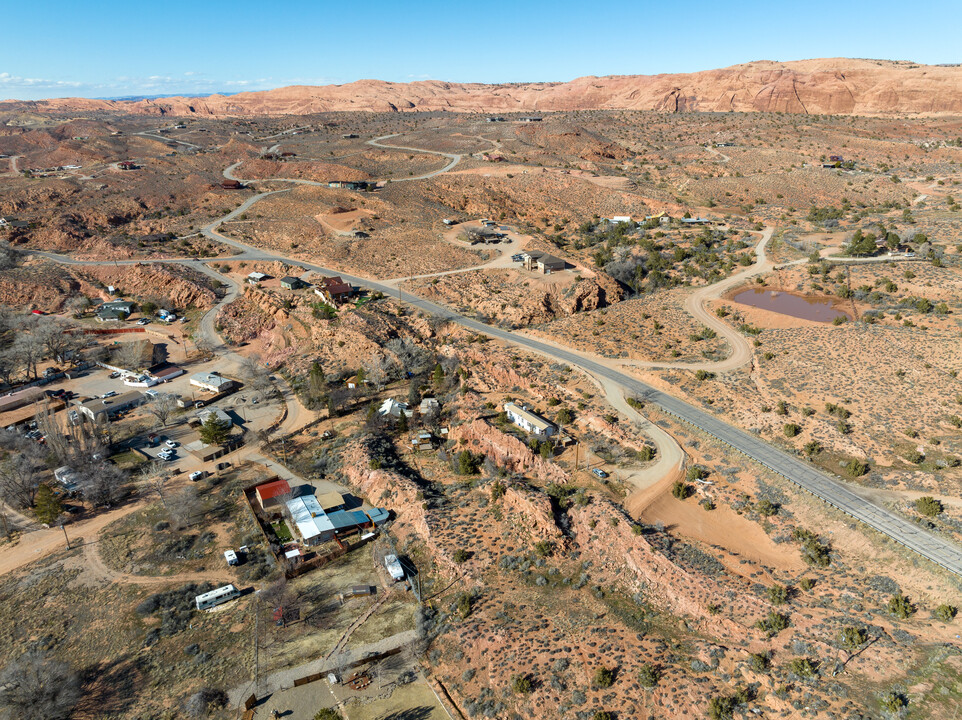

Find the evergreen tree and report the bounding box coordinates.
[34,484,62,525]
[198,413,231,445]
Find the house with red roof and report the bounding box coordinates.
[255,478,292,511]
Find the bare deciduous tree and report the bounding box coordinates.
[11,332,44,380]
[109,340,147,371]
[384,337,430,375]
[77,459,127,507]
[0,650,80,720]
[140,461,171,509]
[0,447,42,510]
[167,486,197,530]
[65,295,91,318]
[362,352,396,392]
[241,353,275,397]
[146,393,178,427]
[34,318,83,365]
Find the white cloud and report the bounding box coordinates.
[0,70,343,100]
[0,72,83,89]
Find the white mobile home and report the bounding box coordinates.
[504,402,556,438]
[195,584,240,610]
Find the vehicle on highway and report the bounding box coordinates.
[591,468,609,479]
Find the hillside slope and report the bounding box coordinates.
[2,59,961,116]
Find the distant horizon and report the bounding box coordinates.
[4,56,961,105]
[3,0,961,101]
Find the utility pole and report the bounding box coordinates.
[59,521,70,550]
[253,603,260,697]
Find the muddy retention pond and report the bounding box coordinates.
[731,288,851,323]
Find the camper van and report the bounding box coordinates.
[194,584,240,610]
[384,554,404,582]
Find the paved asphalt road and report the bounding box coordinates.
[36,168,962,577]
[190,235,962,576]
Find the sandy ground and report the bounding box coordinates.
[315,207,376,236]
[634,488,806,573]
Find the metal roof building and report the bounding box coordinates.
[287,495,335,545]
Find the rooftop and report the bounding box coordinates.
[287,494,335,540]
[256,478,292,500]
[504,402,554,431]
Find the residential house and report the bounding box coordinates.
[78,390,144,421]
[610,216,632,224]
[247,272,268,284]
[644,212,671,225]
[313,276,353,305]
[255,478,292,511]
[190,372,236,393]
[96,299,136,322]
[148,363,185,383]
[286,493,387,546]
[328,180,372,191]
[680,217,712,225]
[197,407,233,429]
[280,276,306,290]
[0,387,44,413]
[378,398,413,419]
[411,431,436,450]
[221,179,245,190]
[316,491,346,513]
[419,397,440,415]
[504,402,556,438]
[117,161,137,170]
[523,252,565,274]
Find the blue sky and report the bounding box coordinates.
[3,0,960,100]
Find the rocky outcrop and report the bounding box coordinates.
[216,295,276,343]
[449,418,570,486]
[411,271,623,328]
[501,485,566,543]
[568,498,766,636]
[7,59,962,117]
[79,263,218,309]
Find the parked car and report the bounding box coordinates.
[101,391,117,399]
[108,371,121,379]
[136,318,150,325]
[165,440,178,448]
[189,470,206,482]
[158,449,174,460]
[591,468,609,479]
